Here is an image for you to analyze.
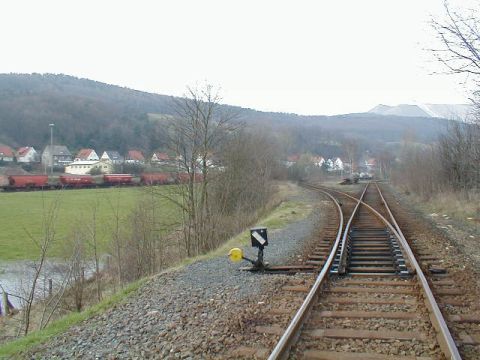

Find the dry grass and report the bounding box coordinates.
[408,190,480,225]
[0,181,312,357]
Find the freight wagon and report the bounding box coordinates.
[103,174,134,185]
[59,175,96,188]
[1,172,202,191]
[6,175,49,190]
[140,173,173,185]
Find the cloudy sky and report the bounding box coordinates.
[0,0,475,115]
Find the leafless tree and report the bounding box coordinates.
[86,200,102,301]
[124,194,163,280]
[167,83,239,256]
[21,194,59,335]
[431,1,480,78]
[213,129,277,216]
[375,148,395,180]
[66,224,87,312]
[342,138,358,175]
[432,1,480,120]
[421,1,480,194]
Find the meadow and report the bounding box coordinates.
[0,186,181,260]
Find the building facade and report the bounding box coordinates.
[65,160,112,175]
[42,145,73,168]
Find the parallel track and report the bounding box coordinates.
[268,182,461,360]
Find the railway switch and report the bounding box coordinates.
[228,227,269,271]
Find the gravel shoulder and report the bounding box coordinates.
[26,184,325,359]
[388,185,480,274]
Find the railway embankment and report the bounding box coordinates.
[2,183,326,359]
[388,185,480,273]
[381,184,480,359]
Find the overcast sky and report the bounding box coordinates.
[0,0,475,115]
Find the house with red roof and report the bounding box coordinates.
[75,148,99,161]
[365,158,377,171]
[312,155,325,167]
[125,150,145,164]
[151,152,170,165]
[0,145,15,162]
[16,146,39,163]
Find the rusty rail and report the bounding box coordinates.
[336,183,369,274]
[267,188,344,360]
[373,182,461,360]
[302,182,461,360]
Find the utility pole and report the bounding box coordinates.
[49,123,54,175]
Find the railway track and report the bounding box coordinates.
[267,182,461,360]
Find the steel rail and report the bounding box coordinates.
[267,188,345,360]
[373,182,462,360]
[306,182,461,360]
[336,183,369,274]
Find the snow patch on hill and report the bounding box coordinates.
[369,103,472,121]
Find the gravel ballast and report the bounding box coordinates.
[28,186,324,359]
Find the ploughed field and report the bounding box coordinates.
[0,186,181,260]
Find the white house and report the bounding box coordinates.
[65,160,112,175]
[312,156,325,167]
[75,148,99,161]
[326,157,344,171]
[100,151,124,164]
[333,157,344,170]
[0,145,15,162]
[16,147,39,163]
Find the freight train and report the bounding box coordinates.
[0,172,202,191]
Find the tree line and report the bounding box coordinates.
[392,1,480,198]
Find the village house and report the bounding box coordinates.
[100,151,124,164]
[75,148,99,161]
[125,150,145,164]
[65,160,112,175]
[326,157,344,171]
[151,152,170,165]
[16,147,39,163]
[42,145,73,168]
[285,154,300,167]
[365,158,377,172]
[312,155,325,167]
[0,145,15,162]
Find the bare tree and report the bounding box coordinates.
[106,189,124,289]
[123,194,163,280]
[86,200,102,301]
[432,1,480,120]
[431,1,480,78]
[430,2,480,193]
[66,224,87,312]
[167,83,238,256]
[22,194,59,335]
[342,138,358,175]
[213,129,277,217]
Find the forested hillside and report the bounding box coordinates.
[0,73,176,154]
[0,73,452,155]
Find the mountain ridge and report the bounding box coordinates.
[0,73,455,155]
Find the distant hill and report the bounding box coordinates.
[0,73,455,156]
[0,73,175,154]
[369,103,472,121]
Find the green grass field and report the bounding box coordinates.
[0,186,181,261]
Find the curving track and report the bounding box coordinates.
[268,182,461,360]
